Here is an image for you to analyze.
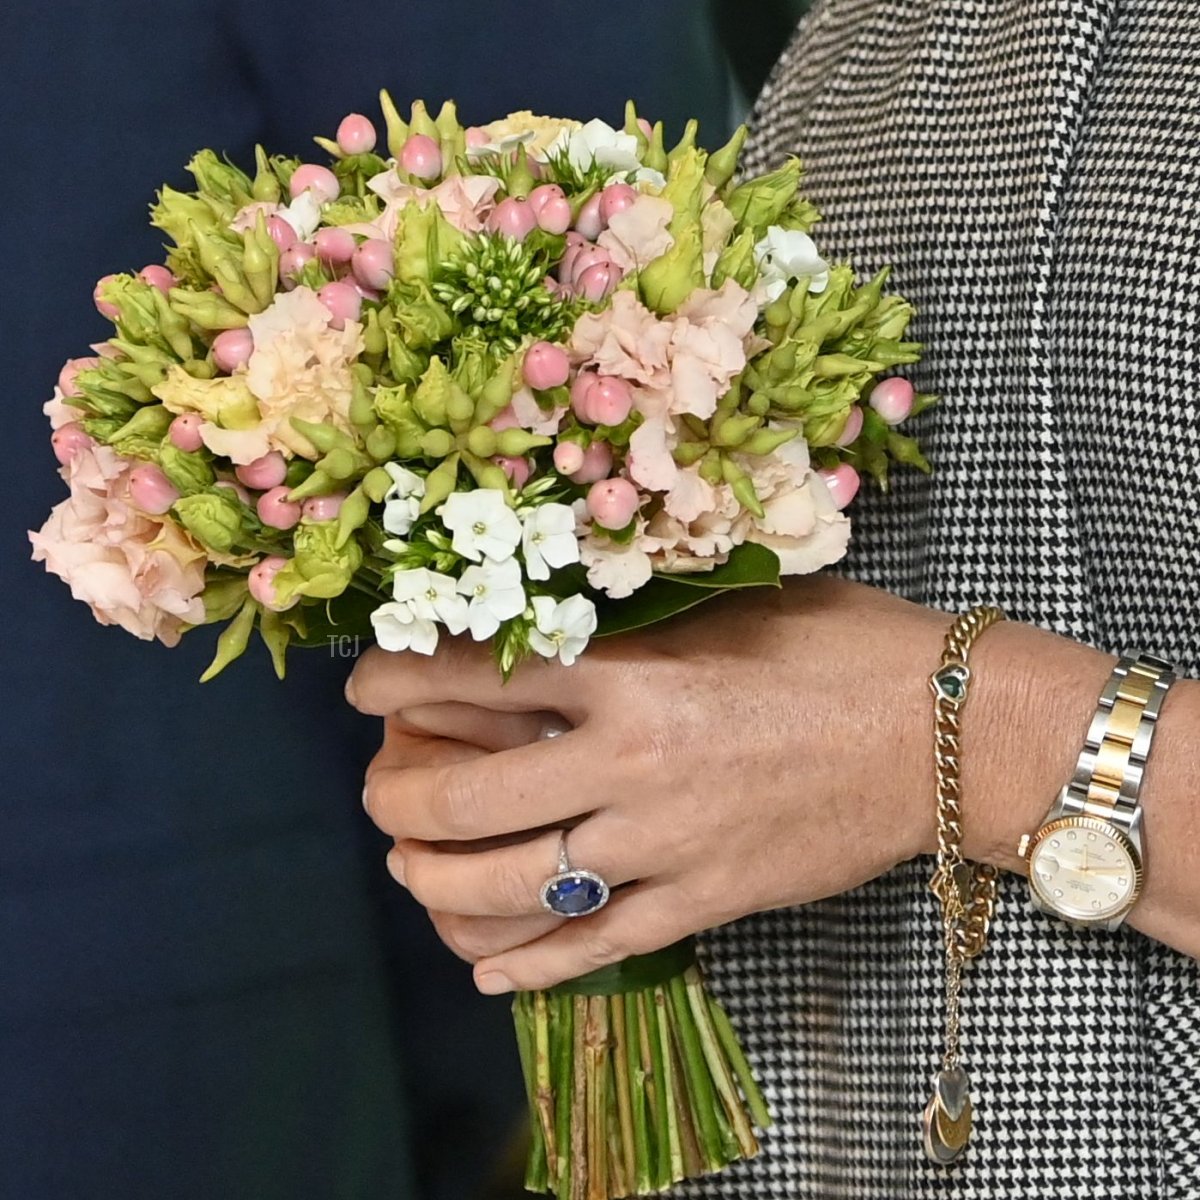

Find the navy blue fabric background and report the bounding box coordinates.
[0,4,744,1197]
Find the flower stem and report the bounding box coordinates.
[707,991,772,1132]
[652,986,685,1185]
[609,995,638,1190]
[667,973,726,1170]
[571,995,588,1200]
[534,990,559,1183]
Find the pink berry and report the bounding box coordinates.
[569,440,613,485]
[570,371,600,422]
[93,275,120,320]
[290,163,340,204]
[869,376,915,425]
[575,192,605,240]
[267,215,298,251]
[211,327,255,374]
[256,485,302,530]
[336,113,377,155]
[57,356,101,397]
[248,556,295,611]
[569,245,613,287]
[576,261,621,304]
[835,406,864,447]
[536,194,573,235]
[636,118,653,140]
[302,493,347,522]
[523,341,571,391]
[559,232,588,281]
[128,464,180,515]
[352,238,395,290]
[527,184,565,217]
[586,477,640,529]
[168,413,205,452]
[314,226,356,266]
[588,377,633,426]
[819,463,861,510]
[486,196,537,242]
[138,264,176,294]
[235,451,287,491]
[494,456,532,489]
[317,280,362,329]
[51,422,94,466]
[279,243,316,288]
[599,183,637,224]
[553,442,585,475]
[351,280,382,302]
[399,134,442,180]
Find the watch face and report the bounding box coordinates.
[1027,817,1142,922]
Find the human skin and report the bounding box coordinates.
[346,576,1200,993]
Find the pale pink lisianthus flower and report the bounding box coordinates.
[44,389,81,429]
[597,195,675,274]
[29,444,207,645]
[356,171,502,240]
[507,386,566,437]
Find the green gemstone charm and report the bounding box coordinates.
[930,662,970,704]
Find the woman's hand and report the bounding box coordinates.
[348,577,985,993]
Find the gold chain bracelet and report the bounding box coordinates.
[922,604,1005,1166]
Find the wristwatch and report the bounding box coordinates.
[1017,652,1176,930]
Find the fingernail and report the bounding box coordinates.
[476,971,514,995]
[386,850,406,886]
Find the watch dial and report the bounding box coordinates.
[1028,820,1140,921]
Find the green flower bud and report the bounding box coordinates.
[412,357,453,427]
[623,100,649,152]
[349,376,376,433]
[362,309,388,358]
[638,225,704,315]
[181,357,217,380]
[465,426,497,458]
[319,446,363,481]
[379,89,410,157]
[672,440,709,466]
[747,392,771,417]
[474,355,518,426]
[159,442,215,494]
[273,520,364,603]
[289,418,352,456]
[269,155,301,192]
[505,144,537,199]
[365,425,396,461]
[390,279,455,348]
[408,99,439,141]
[199,595,257,683]
[661,146,707,233]
[419,452,460,513]
[667,119,699,168]
[721,456,765,518]
[387,331,426,384]
[151,185,222,248]
[334,486,372,548]
[174,490,246,553]
[698,448,723,485]
[421,428,455,457]
[187,149,254,208]
[461,449,510,492]
[242,212,279,309]
[435,100,465,167]
[111,403,173,447]
[813,353,877,380]
[362,466,395,503]
[495,428,551,456]
[800,410,847,447]
[150,289,195,360]
[643,121,668,174]
[252,145,282,202]
[286,469,339,502]
[168,287,249,331]
[374,386,426,457]
[201,575,249,623]
[711,412,761,447]
[726,157,802,234]
[258,608,291,680]
[285,458,313,489]
[445,383,475,431]
[885,431,931,473]
[210,256,265,315]
[710,227,759,290]
[740,426,799,456]
[704,124,748,190]
[312,135,345,160]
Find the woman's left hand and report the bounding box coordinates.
[347,576,1079,992]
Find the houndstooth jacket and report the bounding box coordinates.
[682,1,1200,1197]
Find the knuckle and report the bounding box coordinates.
[486,856,539,915]
[577,929,623,971]
[431,764,484,838]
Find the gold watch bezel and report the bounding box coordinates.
[1023,815,1144,923]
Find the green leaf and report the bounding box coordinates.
[593,543,781,637]
[288,587,382,650]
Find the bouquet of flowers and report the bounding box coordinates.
[30,94,930,1198]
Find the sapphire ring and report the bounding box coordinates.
[539,832,610,918]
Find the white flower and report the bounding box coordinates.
[528,595,598,667]
[391,567,469,634]
[439,491,522,563]
[521,503,581,581]
[457,557,527,640]
[371,601,439,656]
[279,189,323,240]
[753,225,830,301]
[382,463,426,536]
[550,119,644,176]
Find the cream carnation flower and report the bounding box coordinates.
[476,111,581,158]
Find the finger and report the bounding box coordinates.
[470,883,692,993]
[388,815,645,917]
[427,909,561,964]
[346,638,593,720]
[368,723,489,774]
[363,731,602,841]
[394,702,571,753]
